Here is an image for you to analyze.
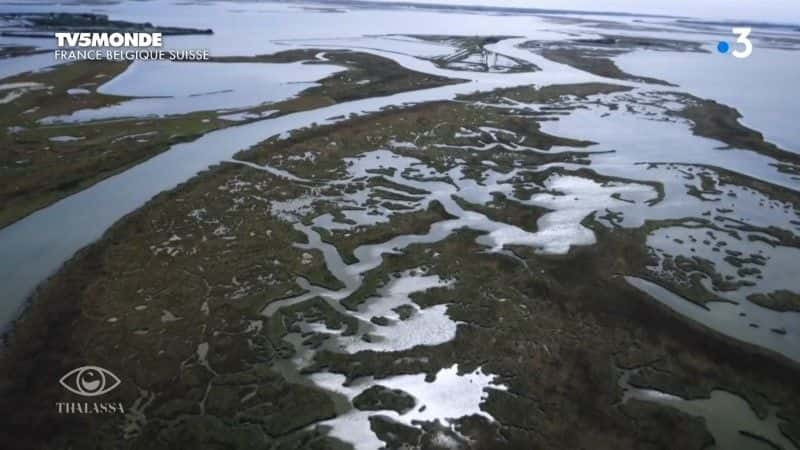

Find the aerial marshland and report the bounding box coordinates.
[0,2,799,449]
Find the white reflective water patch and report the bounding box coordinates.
[481,175,656,254]
[310,364,507,450]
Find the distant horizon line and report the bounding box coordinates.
[300,0,800,27]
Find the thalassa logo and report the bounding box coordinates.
[59,366,121,397]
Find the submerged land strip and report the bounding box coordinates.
[0,12,213,38]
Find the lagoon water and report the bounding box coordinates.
[615,46,800,153]
[44,60,346,122]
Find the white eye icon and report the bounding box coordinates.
[59,366,121,397]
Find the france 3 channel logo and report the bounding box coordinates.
[717,27,753,58]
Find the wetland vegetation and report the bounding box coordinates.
[3,80,799,449]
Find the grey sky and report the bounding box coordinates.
[370,0,800,23]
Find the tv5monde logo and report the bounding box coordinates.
[57,366,125,415]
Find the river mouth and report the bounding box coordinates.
[1,1,800,449]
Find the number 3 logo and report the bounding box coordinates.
[732,27,752,59]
